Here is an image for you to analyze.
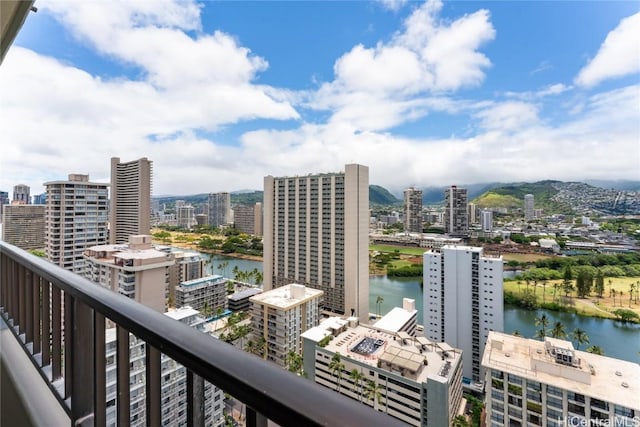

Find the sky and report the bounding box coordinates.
[1,0,639,198]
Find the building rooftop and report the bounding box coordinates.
[372,305,417,334]
[178,275,225,288]
[228,288,263,301]
[165,306,201,321]
[316,323,461,384]
[250,284,323,309]
[482,331,640,409]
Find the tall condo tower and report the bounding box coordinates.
[423,245,503,382]
[44,174,109,273]
[109,157,152,244]
[207,192,230,228]
[12,183,30,204]
[403,187,423,233]
[263,164,369,322]
[444,185,468,237]
[524,193,535,221]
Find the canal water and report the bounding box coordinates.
[193,252,639,363]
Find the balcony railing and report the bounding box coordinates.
[0,241,403,427]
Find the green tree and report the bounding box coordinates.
[612,309,640,323]
[549,321,566,339]
[586,345,604,356]
[562,265,574,297]
[630,283,636,307]
[285,350,303,375]
[329,353,345,392]
[594,270,605,298]
[571,328,589,350]
[534,314,549,340]
[512,330,522,337]
[375,296,384,318]
[349,369,365,402]
[453,415,470,427]
[364,380,383,409]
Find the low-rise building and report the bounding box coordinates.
[175,275,227,316]
[482,331,640,427]
[228,288,262,312]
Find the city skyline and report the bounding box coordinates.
[1,0,639,196]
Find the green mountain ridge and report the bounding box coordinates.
[472,181,572,213]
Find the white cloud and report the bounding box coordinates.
[575,12,640,87]
[378,0,408,12]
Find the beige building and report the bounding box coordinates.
[175,275,227,316]
[444,185,468,237]
[233,202,262,235]
[109,157,152,244]
[167,250,205,305]
[482,331,640,427]
[263,164,369,322]
[403,187,423,233]
[83,235,174,313]
[1,204,45,250]
[250,284,322,366]
[302,316,464,426]
[45,174,109,273]
[207,192,230,228]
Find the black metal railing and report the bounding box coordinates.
[0,241,403,427]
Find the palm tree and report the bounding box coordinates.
[534,313,549,340]
[245,340,256,355]
[571,328,589,350]
[375,296,384,318]
[612,289,617,306]
[550,321,566,339]
[364,380,383,409]
[512,330,522,337]
[541,280,547,303]
[453,415,470,427]
[533,280,538,296]
[552,282,559,303]
[608,279,613,298]
[329,353,345,392]
[630,284,635,307]
[285,350,303,375]
[586,345,604,356]
[349,369,365,401]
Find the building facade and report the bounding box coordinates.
[167,250,205,305]
[83,235,174,313]
[1,204,45,250]
[105,307,224,427]
[12,183,30,204]
[303,319,464,426]
[233,202,263,236]
[0,190,9,221]
[403,187,423,233]
[176,204,195,230]
[175,275,227,315]
[444,185,468,237]
[423,245,503,382]
[250,284,322,366]
[109,157,152,244]
[481,209,493,232]
[263,164,369,321]
[207,192,230,228]
[45,174,109,274]
[524,194,535,221]
[483,332,639,427]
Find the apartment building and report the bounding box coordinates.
[302,318,464,426]
[372,298,418,337]
[227,288,262,312]
[45,173,109,274]
[0,190,8,221]
[483,331,639,427]
[83,235,174,313]
[444,185,468,237]
[109,157,152,244]
[176,204,195,229]
[481,209,493,232]
[12,183,30,204]
[250,284,322,366]
[1,204,45,250]
[233,202,262,235]
[207,192,230,228]
[403,187,423,233]
[423,245,503,382]
[167,250,205,305]
[105,307,224,427]
[525,194,535,221]
[175,275,227,315]
[263,164,369,322]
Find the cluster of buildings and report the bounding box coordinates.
[2,160,638,426]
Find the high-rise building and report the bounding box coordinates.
[167,250,205,305]
[233,202,263,235]
[176,204,195,229]
[483,332,639,427]
[263,164,369,321]
[12,183,30,204]
[105,307,224,427]
[444,186,468,237]
[1,204,45,250]
[302,316,464,426]
[0,190,9,221]
[524,194,535,221]
[207,192,230,228]
[45,174,109,274]
[423,245,503,382]
[403,187,423,233]
[481,209,493,232]
[175,275,227,315]
[83,235,174,313]
[109,157,152,244]
[32,192,47,205]
[250,283,322,366]
[468,202,478,224]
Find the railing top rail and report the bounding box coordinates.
[0,242,403,427]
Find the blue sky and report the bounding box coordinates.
[1,0,638,197]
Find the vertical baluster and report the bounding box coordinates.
[42,280,51,367]
[71,300,94,425]
[0,253,6,311]
[94,313,106,427]
[32,273,41,355]
[145,345,161,427]
[117,326,130,427]
[64,291,73,399]
[245,407,268,427]
[186,370,205,427]
[25,270,34,345]
[51,285,62,380]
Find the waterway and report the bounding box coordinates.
[190,252,639,363]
